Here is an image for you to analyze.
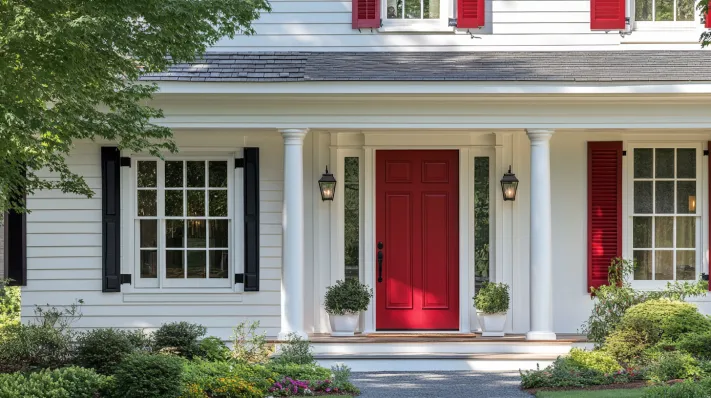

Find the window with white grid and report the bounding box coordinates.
[135,158,234,288]
[630,146,701,285]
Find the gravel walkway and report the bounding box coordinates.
[352,371,531,398]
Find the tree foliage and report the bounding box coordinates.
[0,0,270,212]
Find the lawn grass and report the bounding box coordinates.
[536,388,646,398]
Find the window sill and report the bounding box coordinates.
[123,289,243,304]
[379,22,454,33]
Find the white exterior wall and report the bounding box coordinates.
[213,0,707,51]
[22,131,311,339]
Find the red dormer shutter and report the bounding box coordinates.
[352,0,380,28]
[588,142,622,293]
[591,0,625,30]
[457,0,484,28]
[706,1,711,28]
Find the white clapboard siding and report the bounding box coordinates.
[494,11,590,23]
[23,132,287,337]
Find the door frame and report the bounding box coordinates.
[363,145,474,333]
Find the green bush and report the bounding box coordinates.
[647,351,701,383]
[473,282,510,314]
[567,348,622,374]
[678,331,711,360]
[273,333,314,365]
[519,357,640,389]
[620,299,710,344]
[0,279,20,335]
[266,362,332,381]
[231,321,272,364]
[324,279,372,315]
[183,360,275,397]
[643,377,711,398]
[111,352,185,398]
[197,336,230,362]
[604,327,656,366]
[152,322,207,359]
[75,328,144,375]
[0,366,108,398]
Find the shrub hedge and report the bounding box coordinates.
[0,367,107,398]
[111,352,185,398]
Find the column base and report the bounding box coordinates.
[278,331,309,341]
[525,331,557,341]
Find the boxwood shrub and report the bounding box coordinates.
[111,352,185,398]
[0,366,107,398]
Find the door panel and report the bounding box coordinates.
[376,150,459,330]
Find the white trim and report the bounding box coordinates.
[155,82,711,96]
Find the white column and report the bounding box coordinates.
[279,128,309,340]
[525,129,556,341]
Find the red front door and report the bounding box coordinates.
[375,150,459,330]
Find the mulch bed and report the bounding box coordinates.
[524,381,648,395]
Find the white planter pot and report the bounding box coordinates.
[477,311,507,337]
[329,313,360,337]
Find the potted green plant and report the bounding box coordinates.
[473,282,510,337]
[324,279,373,336]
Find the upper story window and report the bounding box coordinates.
[135,158,234,289]
[635,0,694,22]
[630,146,701,285]
[386,0,440,19]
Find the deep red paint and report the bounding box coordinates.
[457,0,485,28]
[590,0,626,30]
[352,0,380,29]
[376,150,459,330]
[707,2,711,28]
[587,142,623,293]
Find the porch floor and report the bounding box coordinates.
[307,333,587,344]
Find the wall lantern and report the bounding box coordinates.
[318,166,336,201]
[689,195,697,212]
[500,166,519,201]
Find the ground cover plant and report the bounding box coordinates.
[522,257,711,395]
[0,301,361,397]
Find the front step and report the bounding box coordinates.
[315,352,559,371]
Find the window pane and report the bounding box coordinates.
[187,220,206,248]
[137,190,157,216]
[209,162,228,187]
[655,250,673,280]
[404,0,421,19]
[165,161,184,188]
[140,250,157,278]
[634,148,653,178]
[187,191,205,217]
[209,250,229,279]
[166,250,184,278]
[655,181,674,214]
[344,157,360,281]
[655,0,674,20]
[187,251,206,278]
[209,220,229,248]
[474,157,490,292]
[677,251,696,280]
[423,0,439,18]
[634,181,653,213]
[655,148,674,178]
[677,181,696,214]
[677,0,694,20]
[187,161,205,188]
[140,220,157,248]
[209,191,228,217]
[633,217,652,248]
[677,217,696,248]
[634,250,652,280]
[165,190,184,217]
[677,148,696,178]
[655,216,673,248]
[166,220,184,248]
[137,161,157,188]
[635,0,652,20]
[386,0,402,18]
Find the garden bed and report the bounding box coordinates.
[525,381,647,395]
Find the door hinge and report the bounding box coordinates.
[235,158,244,168]
[234,273,244,284]
[120,274,132,284]
[120,157,131,167]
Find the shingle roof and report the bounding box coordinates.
[141,51,711,83]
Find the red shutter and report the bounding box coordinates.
[706,1,711,28]
[708,142,710,290]
[588,142,622,293]
[352,0,379,29]
[590,0,625,30]
[457,0,484,28]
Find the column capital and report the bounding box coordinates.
[280,129,309,143]
[526,129,555,142]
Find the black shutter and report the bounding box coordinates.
[243,148,260,291]
[101,147,121,292]
[5,175,27,286]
